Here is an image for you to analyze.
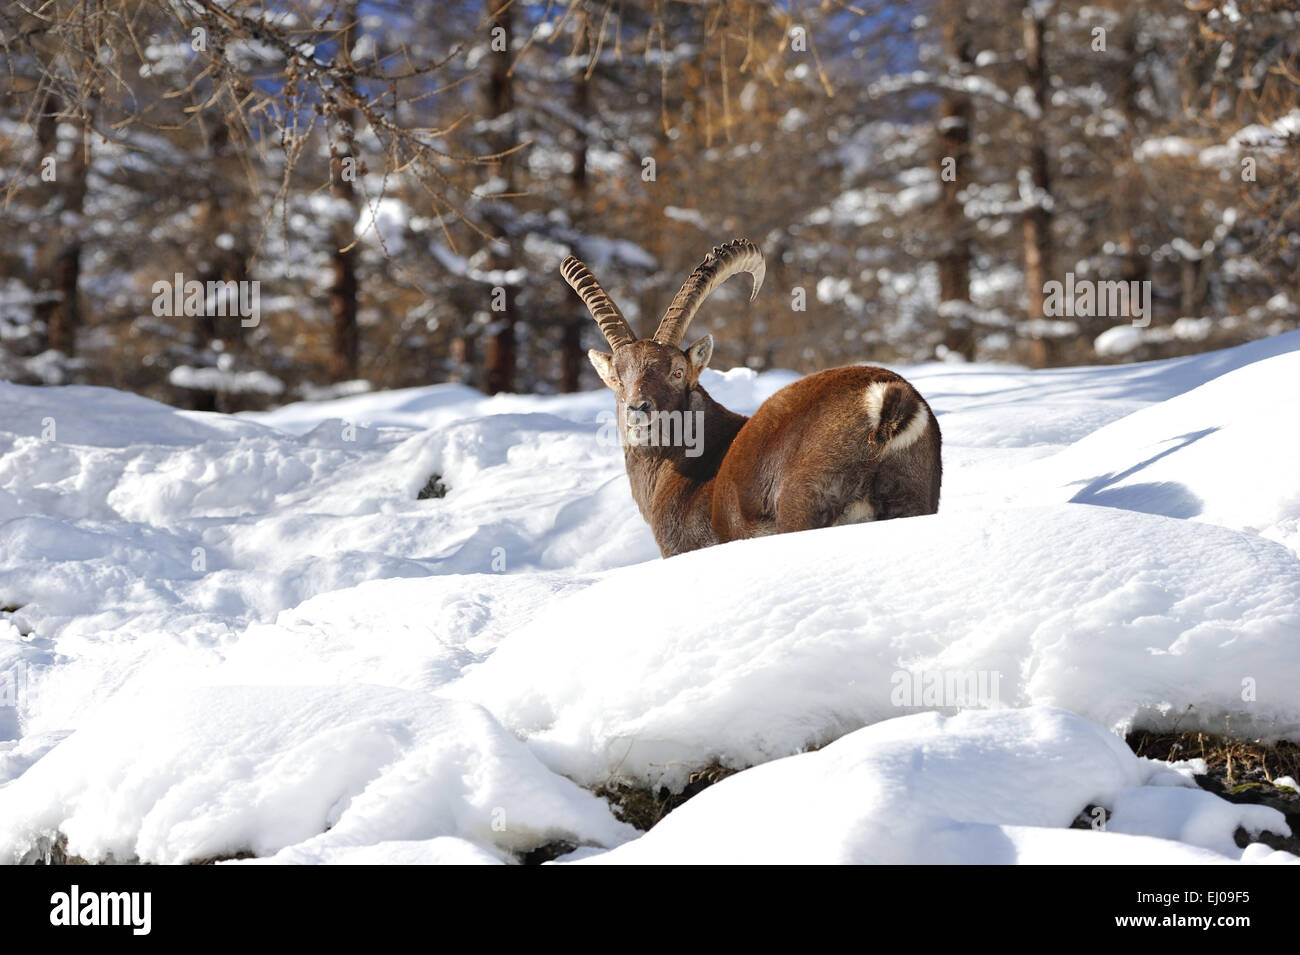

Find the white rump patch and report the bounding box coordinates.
[888,406,930,453]
[863,381,890,429]
[863,381,931,453]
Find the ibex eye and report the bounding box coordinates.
[674,370,683,379]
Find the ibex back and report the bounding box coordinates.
[563,238,942,557]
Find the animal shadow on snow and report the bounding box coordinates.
[1067,428,1218,520]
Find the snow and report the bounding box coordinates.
[866,71,1041,119]
[451,504,1300,793]
[355,197,409,255]
[1134,136,1200,161]
[2,331,1299,864]
[1145,110,1300,169]
[1017,350,1300,551]
[1095,323,1145,357]
[0,686,632,865]
[169,364,286,396]
[570,709,1291,864]
[808,177,940,228]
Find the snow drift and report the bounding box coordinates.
[576,708,1292,865]
[2,331,1299,863]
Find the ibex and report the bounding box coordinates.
[562,238,942,557]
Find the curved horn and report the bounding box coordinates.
[653,238,765,346]
[561,255,636,350]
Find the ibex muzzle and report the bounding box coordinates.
[563,238,942,557]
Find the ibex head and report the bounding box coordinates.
[562,238,765,448]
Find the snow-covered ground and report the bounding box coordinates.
[2,331,1299,864]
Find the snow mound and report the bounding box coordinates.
[3,331,1299,864]
[1022,350,1300,552]
[452,505,1300,791]
[0,685,634,864]
[572,708,1295,864]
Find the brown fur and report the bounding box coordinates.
[592,339,942,557]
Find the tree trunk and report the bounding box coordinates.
[328,2,361,382]
[484,303,517,396]
[1180,258,1204,315]
[560,320,583,393]
[191,122,252,411]
[1021,5,1053,322]
[560,73,591,392]
[482,0,517,394]
[1116,24,1149,330]
[34,94,89,357]
[329,239,359,382]
[572,73,590,197]
[47,237,83,356]
[936,9,974,359]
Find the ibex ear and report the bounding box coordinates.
[685,334,713,377]
[588,349,619,390]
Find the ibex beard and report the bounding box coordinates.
[621,406,705,458]
[563,238,942,558]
